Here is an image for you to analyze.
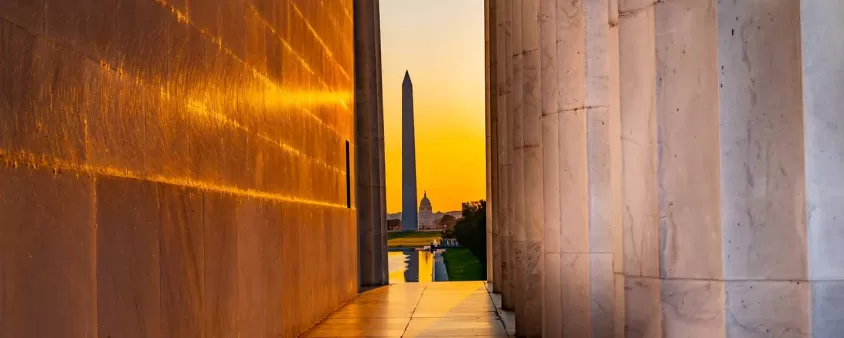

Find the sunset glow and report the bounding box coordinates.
[380,0,486,213]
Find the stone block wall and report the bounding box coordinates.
[0,0,357,337]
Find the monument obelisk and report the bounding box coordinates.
[402,71,418,231]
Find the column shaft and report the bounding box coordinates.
[521,0,542,336]
[556,0,590,333]
[803,0,844,336]
[484,0,497,286]
[553,0,619,335]
[584,0,617,335]
[613,1,844,337]
[618,1,660,335]
[509,0,526,331]
[608,0,625,336]
[539,0,560,336]
[488,0,503,293]
[372,0,388,286]
[353,0,377,288]
[619,0,725,336]
[497,0,514,309]
[718,0,808,336]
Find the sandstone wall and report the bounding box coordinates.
[0,0,357,337]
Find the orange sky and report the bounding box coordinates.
[379,0,486,213]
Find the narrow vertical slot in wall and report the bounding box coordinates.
[346,140,351,208]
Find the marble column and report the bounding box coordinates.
[509,0,526,330]
[549,0,618,335]
[619,0,725,336]
[718,0,808,336]
[618,0,659,335]
[539,0,560,335]
[496,0,513,310]
[488,0,503,293]
[584,0,619,334]
[484,0,499,287]
[608,0,625,336]
[372,0,388,285]
[353,0,378,288]
[803,0,844,336]
[521,0,543,336]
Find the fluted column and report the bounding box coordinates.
[521,0,543,336]
[484,0,492,284]
[608,0,625,336]
[489,0,503,293]
[619,0,725,336]
[584,0,620,334]
[539,0,560,335]
[353,0,379,288]
[372,0,388,286]
[485,0,499,288]
[618,0,659,334]
[497,0,514,309]
[509,0,526,330]
[803,1,844,336]
[719,0,808,335]
[546,0,618,335]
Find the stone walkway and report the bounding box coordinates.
[303,282,514,337]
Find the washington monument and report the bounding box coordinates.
[402,71,418,231]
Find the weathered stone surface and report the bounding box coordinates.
[560,253,591,336]
[0,0,44,33]
[590,253,616,337]
[661,280,725,337]
[559,107,589,253]
[811,281,844,337]
[654,0,722,281]
[0,1,357,337]
[726,281,809,338]
[44,0,117,62]
[804,0,844,282]
[588,106,614,254]
[87,65,146,173]
[0,167,96,338]
[203,192,239,338]
[159,185,205,338]
[803,2,844,336]
[718,0,806,282]
[96,177,162,338]
[543,253,562,337]
[236,198,285,337]
[115,0,169,84]
[624,277,662,337]
[619,6,659,279]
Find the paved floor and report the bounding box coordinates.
[303,282,514,337]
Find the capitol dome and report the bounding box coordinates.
[418,191,434,228]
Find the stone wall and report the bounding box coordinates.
[0,0,357,337]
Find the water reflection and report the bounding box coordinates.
[388,249,435,283]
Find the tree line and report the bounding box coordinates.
[444,200,487,279]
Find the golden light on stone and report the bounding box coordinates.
[0,0,357,336]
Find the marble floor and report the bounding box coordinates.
[303,282,515,337]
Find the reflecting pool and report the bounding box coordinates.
[388,249,435,283]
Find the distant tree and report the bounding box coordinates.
[439,214,457,229]
[452,200,486,278]
[387,219,401,231]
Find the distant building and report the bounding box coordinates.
[387,219,402,231]
[418,191,434,228]
[439,211,463,220]
[387,212,402,221]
